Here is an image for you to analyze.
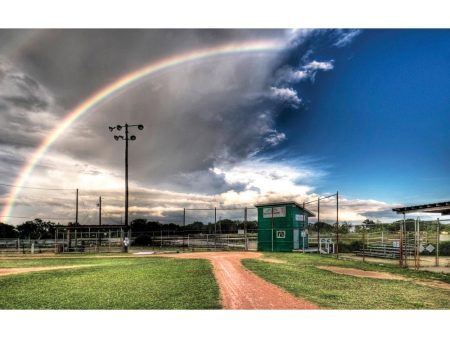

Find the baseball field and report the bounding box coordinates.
[0,252,448,309]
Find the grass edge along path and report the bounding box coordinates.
[242,253,450,310]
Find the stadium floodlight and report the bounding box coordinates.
[108,122,144,252]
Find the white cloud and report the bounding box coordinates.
[278,60,334,85]
[334,29,362,48]
[213,160,320,203]
[264,130,286,146]
[269,86,301,107]
[303,60,334,71]
[285,29,316,47]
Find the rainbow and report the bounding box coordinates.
[1,39,284,222]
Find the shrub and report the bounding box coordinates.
[439,241,450,256]
[133,235,152,246]
[338,240,363,253]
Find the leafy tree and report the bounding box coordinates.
[338,221,351,234]
[130,219,148,232]
[0,223,18,238]
[17,219,56,239]
[310,221,332,233]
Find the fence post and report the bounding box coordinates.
[271,207,274,252]
[317,198,320,254]
[160,230,163,248]
[336,190,339,259]
[413,217,420,270]
[244,207,248,251]
[187,234,190,249]
[436,218,440,267]
[362,227,366,263]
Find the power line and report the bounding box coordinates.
[0,215,73,220]
[0,183,75,191]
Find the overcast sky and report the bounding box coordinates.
[0,29,449,225]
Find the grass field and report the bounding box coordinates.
[0,256,220,309]
[1,252,449,310]
[242,253,450,309]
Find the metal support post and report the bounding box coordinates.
[336,191,339,259]
[317,198,320,254]
[244,207,248,251]
[436,218,440,267]
[362,226,366,263]
[271,207,274,252]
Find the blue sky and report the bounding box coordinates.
[272,29,450,205]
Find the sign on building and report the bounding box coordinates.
[263,207,286,218]
[276,230,286,238]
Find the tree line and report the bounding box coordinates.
[1,217,448,239]
[0,218,259,239]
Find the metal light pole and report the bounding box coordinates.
[109,123,144,251]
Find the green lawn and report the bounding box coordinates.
[0,256,220,309]
[243,253,450,309]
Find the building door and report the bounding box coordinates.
[293,229,299,249]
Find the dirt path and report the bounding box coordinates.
[0,265,95,276]
[161,251,319,310]
[317,266,407,280]
[317,265,450,291]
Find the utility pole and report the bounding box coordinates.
[97,196,102,226]
[75,188,79,225]
[214,207,217,234]
[109,123,144,251]
[69,188,79,250]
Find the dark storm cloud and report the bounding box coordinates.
[1,29,355,196]
[49,48,287,194]
[2,94,48,111]
[0,29,373,224]
[5,29,285,110]
[0,60,57,154]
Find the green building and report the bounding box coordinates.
[255,201,315,252]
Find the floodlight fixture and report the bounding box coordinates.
[116,125,122,131]
[138,124,144,130]
[114,135,119,141]
[130,135,136,141]
[109,126,115,132]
